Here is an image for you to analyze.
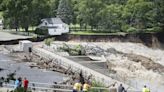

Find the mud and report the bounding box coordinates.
[125,53,164,73]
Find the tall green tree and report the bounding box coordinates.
[70,0,78,24]
[57,0,73,24]
[2,0,51,31]
[50,0,60,17]
[0,0,3,11]
[98,4,123,32]
[152,0,164,30]
[3,0,22,31]
[123,0,156,30]
[1,0,164,33]
[31,0,51,26]
[101,0,128,5]
[20,0,33,32]
[77,0,104,30]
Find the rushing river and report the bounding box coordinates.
[0,53,67,84]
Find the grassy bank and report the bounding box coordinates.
[70,31,127,36]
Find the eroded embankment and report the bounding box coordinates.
[1,32,164,49]
[53,32,164,49]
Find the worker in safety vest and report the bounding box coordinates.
[83,81,91,92]
[73,81,82,92]
[142,85,150,92]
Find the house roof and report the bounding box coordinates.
[41,18,64,24]
[38,18,67,29]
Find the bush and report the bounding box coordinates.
[60,43,70,52]
[44,38,54,46]
[89,80,108,92]
[35,28,49,35]
[121,24,131,32]
[14,87,32,92]
[60,44,85,56]
[69,50,79,55]
[153,27,162,32]
[126,27,137,33]
[146,27,162,32]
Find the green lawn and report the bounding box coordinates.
[18,26,36,32]
[70,31,127,36]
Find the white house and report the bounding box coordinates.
[38,18,69,35]
[0,19,3,30]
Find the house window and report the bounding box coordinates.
[63,25,66,29]
[45,22,48,25]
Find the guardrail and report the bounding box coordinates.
[2,84,72,92]
[1,81,142,92]
[29,82,141,92]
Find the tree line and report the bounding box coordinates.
[0,0,164,33]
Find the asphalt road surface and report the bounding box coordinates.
[0,50,66,84]
[0,31,31,41]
